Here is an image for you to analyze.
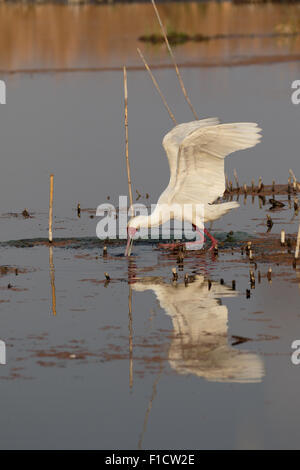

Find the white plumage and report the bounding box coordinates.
[133,275,264,383]
[125,118,261,254]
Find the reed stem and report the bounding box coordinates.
[295,223,300,259]
[151,0,198,120]
[137,48,177,125]
[123,66,133,214]
[49,174,54,243]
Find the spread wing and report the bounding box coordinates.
[162,118,220,187]
[170,122,262,205]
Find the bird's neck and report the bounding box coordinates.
[136,205,168,229]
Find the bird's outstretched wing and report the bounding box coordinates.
[162,118,220,187]
[170,122,261,205]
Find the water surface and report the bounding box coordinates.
[0,1,300,450]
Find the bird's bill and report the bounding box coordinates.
[125,227,136,256]
[125,236,134,257]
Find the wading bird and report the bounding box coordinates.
[125,118,261,255]
[132,275,264,383]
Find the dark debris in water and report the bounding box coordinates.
[0,231,252,250]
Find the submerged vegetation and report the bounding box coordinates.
[139,29,300,45]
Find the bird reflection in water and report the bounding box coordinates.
[132,275,264,383]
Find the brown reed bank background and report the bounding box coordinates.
[0,2,300,71]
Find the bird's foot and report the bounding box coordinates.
[209,241,218,252]
[203,228,218,251]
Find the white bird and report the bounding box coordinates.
[125,118,261,255]
[132,275,264,383]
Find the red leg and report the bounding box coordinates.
[158,226,215,251]
[186,225,205,249]
[204,228,218,251]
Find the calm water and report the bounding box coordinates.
[1,200,300,449]
[0,1,300,450]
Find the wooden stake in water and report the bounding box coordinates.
[49,174,54,243]
[272,180,275,193]
[288,177,291,195]
[49,246,57,316]
[267,267,272,282]
[233,169,239,190]
[151,0,198,119]
[281,230,285,246]
[128,285,133,391]
[295,223,300,260]
[289,169,297,191]
[172,267,178,281]
[249,270,255,288]
[225,174,229,191]
[258,176,262,192]
[123,67,133,213]
[137,48,177,125]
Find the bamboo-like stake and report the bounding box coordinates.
[138,366,162,449]
[233,169,239,190]
[267,267,272,283]
[295,223,300,259]
[258,176,262,192]
[151,0,198,120]
[272,180,275,193]
[280,230,285,246]
[137,48,177,125]
[49,174,54,243]
[123,66,133,215]
[289,169,297,191]
[128,286,133,391]
[49,246,56,316]
[225,174,229,191]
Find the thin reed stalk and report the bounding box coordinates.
[49,174,54,243]
[151,0,198,120]
[128,286,133,390]
[123,66,133,214]
[233,169,239,190]
[295,223,300,259]
[49,246,57,316]
[137,48,177,125]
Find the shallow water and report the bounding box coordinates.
[1,2,300,71]
[1,195,300,449]
[0,1,300,450]
[0,3,300,213]
[2,63,300,214]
